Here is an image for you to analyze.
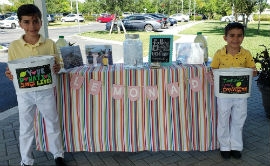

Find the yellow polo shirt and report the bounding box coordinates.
[211,46,255,69]
[8,34,59,64]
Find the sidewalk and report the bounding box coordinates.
[1,22,269,166]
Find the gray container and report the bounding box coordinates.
[123,34,143,68]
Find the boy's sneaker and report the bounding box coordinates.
[231,150,242,159]
[220,151,231,159]
[55,157,67,166]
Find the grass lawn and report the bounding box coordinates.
[80,31,181,57]
[81,31,166,57]
[179,20,270,58]
[79,23,189,57]
[48,21,88,27]
[77,21,269,59]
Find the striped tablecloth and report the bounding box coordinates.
[34,63,218,152]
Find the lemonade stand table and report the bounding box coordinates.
[34,63,218,152]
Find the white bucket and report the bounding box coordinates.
[213,68,253,98]
[8,55,56,93]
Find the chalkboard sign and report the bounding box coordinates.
[15,64,53,89]
[219,75,250,94]
[148,35,173,66]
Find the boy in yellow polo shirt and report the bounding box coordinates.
[5,4,66,166]
[211,22,256,159]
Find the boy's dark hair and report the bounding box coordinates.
[17,4,42,21]
[224,22,245,36]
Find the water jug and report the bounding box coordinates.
[194,32,208,63]
[123,34,143,68]
[56,36,68,67]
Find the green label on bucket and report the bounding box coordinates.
[15,64,53,89]
[219,75,250,94]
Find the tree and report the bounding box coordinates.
[46,0,70,14]
[257,0,268,33]
[8,0,33,11]
[81,0,101,15]
[224,0,258,27]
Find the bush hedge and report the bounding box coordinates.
[253,14,270,21]
[190,15,204,21]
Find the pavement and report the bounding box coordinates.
[0,22,270,166]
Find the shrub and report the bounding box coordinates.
[253,14,270,21]
[190,15,203,21]
[84,15,97,21]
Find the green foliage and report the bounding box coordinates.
[6,0,33,12]
[253,14,270,21]
[190,15,203,21]
[83,15,97,22]
[81,0,101,14]
[253,44,270,87]
[46,0,71,14]
[213,14,223,20]
[2,0,266,23]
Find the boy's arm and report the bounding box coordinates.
[5,43,15,80]
[5,67,13,81]
[251,67,257,77]
[53,63,61,73]
[52,42,61,73]
[245,50,257,77]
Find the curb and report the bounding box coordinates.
[0,106,18,121]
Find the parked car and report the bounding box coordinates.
[47,14,55,22]
[61,14,84,22]
[220,15,235,22]
[168,17,177,26]
[96,14,115,23]
[0,14,6,20]
[0,16,19,29]
[122,12,133,17]
[3,12,17,18]
[145,13,169,29]
[170,13,190,22]
[155,13,177,26]
[105,14,162,32]
[221,14,253,22]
